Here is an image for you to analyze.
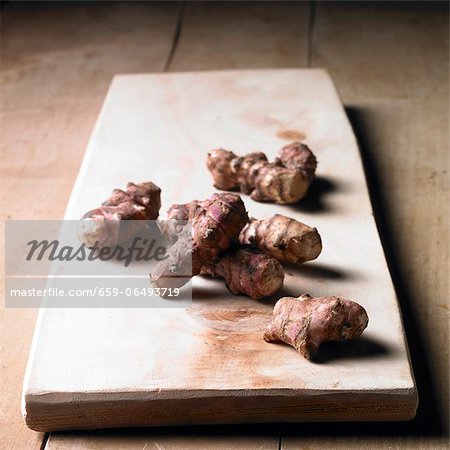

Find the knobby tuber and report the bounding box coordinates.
[158,200,200,244]
[277,141,317,183]
[163,202,322,267]
[201,246,284,299]
[151,193,249,289]
[166,201,199,221]
[78,181,161,247]
[264,294,368,359]
[206,141,317,204]
[240,214,322,265]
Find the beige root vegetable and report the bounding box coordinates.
[78,181,161,247]
[158,200,200,244]
[277,141,317,183]
[206,142,317,204]
[166,201,199,221]
[264,294,369,359]
[240,214,322,265]
[163,203,321,266]
[201,246,284,299]
[151,193,248,289]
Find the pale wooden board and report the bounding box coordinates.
[22,69,417,431]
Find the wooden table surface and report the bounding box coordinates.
[1,1,448,449]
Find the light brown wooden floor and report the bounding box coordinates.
[1,1,448,449]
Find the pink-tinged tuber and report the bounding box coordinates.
[78,181,161,247]
[164,205,322,267]
[201,246,284,299]
[206,142,317,204]
[240,214,322,265]
[277,141,317,183]
[151,193,249,289]
[264,294,369,359]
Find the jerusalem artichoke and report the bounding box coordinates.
[163,203,322,267]
[206,142,317,204]
[201,246,284,299]
[277,141,317,183]
[166,201,199,222]
[151,193,249,289]
[78,181,161,247]
[264,294,369,359]
[158,200,200,244]
[240,214,322,265]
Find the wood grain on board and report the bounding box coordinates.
[22,69,417,432]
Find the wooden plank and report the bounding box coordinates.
[0,302,43,450]
[23,69,417,432]
[283,2,449,449]
[283,435,450,450]
[171,1,310,70]
[0,2,178,449]
[46,427,279,450]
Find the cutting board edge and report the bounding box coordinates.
[23,387,418,431]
